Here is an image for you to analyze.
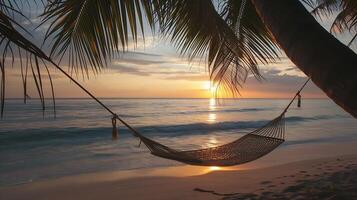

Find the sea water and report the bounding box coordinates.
[0,98,356,186]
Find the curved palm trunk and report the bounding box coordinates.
[251,0,357,118]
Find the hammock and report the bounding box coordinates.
[132,114,285,166]
[113,78,310,166]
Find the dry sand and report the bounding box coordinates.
[1,142,357,200]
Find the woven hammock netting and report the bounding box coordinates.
[130,114,285,166]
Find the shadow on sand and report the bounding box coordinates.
[194,160,357,200]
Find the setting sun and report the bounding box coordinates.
[202,81,218,94]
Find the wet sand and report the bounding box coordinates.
[1,143,357,200]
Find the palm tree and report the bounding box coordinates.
[0,0,356,117]
[251,0,357,117]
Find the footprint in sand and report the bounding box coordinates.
[261,191,273,196]
[260,181,271,185]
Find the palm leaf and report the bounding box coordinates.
[311,0,357,45]
[154,0,280,95]
[41,0,155,76]
[0,1,55,117]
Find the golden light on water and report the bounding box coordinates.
[209,98,216,110]
[207,98,217,123]
[207,113,217,123]
[209,166,221,171]
[206,136,218,148]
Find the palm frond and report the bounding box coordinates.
[154,0,280,96]
[0,4,55,117]
[41,0,155,76]
[311,0,357,45]
[300,0,318,9]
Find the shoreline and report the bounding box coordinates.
[2,140,357,187]
[1,154,356,200]
[1,141,357,199]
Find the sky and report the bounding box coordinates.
[4,2,357,99]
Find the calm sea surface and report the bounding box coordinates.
[0,98,356,186]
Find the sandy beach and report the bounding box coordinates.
[2,141,357,200]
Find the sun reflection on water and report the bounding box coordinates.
[207,113,217,123]
[209,98,216,110]
[207,98,217,123]
[209,166,221,171]
[206,136,218,148]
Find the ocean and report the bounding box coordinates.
[0,98,356,186]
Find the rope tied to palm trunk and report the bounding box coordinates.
[282,78,310,114]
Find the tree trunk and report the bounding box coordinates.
[251,0,357,118]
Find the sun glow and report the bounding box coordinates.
[203,81,218,94]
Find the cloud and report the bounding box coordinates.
[109,50,207,79]
[9,73,63,80]
[161,74,207,81]
[113,59,167,66]
[285,67,298,71]
[263,69,282,76]
[110,52,313,89]
[113,65,151,76]
[113,63,205,79]
[111,51,170,68]
[119,51,162,57]
[242,67,323,97]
